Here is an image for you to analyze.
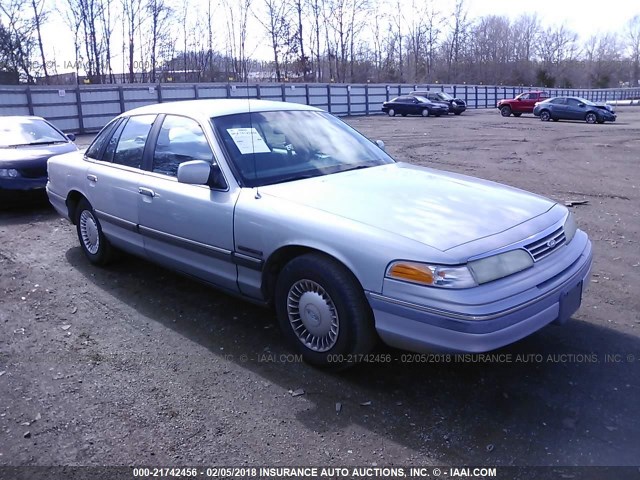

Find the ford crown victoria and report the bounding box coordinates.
[46,100,592,368]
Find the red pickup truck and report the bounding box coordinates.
[497,91,549,117]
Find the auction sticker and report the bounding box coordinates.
[227,128,270,154]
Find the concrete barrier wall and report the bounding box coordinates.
[1,82,639,133]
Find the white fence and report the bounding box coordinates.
[1,82,639,133]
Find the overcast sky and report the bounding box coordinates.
[41,0,640,76]
[463,0,638,38]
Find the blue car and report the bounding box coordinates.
[0,116,78,201]
[533,96,616,124]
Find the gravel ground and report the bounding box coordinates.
[1,108,639,468]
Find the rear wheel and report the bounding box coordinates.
[387,109,395,117]
[275,253,377,369]
[539,110,551,122]
[75,198,113,265]
[500,106,512,117]
[421,109,429,117]
[585,112,597,124]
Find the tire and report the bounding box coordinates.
[75,198,113,265]
[387,109,395,117]
[421,109,429,117]
[275,253,377,368]
[500,106,512,117]
[539,110,551,122]
[513,113,522,117]
[585,112,597,124]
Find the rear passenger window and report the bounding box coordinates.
[152,115,214,177]
[112,115,156,169]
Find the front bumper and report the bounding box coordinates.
[0,176,47,191]
[367,238,592,353]
[449,102,466,113]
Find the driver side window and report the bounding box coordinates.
[152,115,214,177]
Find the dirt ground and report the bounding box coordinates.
[1,108,639,469]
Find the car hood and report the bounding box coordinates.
[0,142,77,167]
[259,163,556,251]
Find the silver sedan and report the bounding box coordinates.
[46,100,592,368]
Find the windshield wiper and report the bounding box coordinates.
[336,162,380,174]
[9,140,66,147]
[268,172,323,185]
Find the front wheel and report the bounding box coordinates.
[275,253,377,368]
[500,106,512,117]
[421,109,429,117]
[539,110,551,122]
[75,198,113,265]
[585,112,597,124]
[387,109,395,117]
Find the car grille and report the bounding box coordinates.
[525,226,566,261]
[19,166,48,178]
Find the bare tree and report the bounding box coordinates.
[222,0,252,81]
[626,15,640,86]
[122,0,144,82]
[445,0,468,83]
[29,0,48,82]
[423,1,440,81]
[255,0,291,81]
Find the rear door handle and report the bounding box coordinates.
[138,187,155,197]
[87,174,97,182]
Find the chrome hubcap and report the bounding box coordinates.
[79,210,100,255]
[287,279,339,352]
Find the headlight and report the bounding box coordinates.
[0,168,20,178]
[386,261,477,289]
[564,212,577,244]
[468,249,533,285]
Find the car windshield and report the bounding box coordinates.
[437,92,453,100]
[0,118,68,147]
[212,110,395,187]
[575,97,596,106]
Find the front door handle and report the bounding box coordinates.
[87,174,97,182]
[138,187,155,197]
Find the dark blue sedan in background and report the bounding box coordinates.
[1,116,77,202]
[533,97,616,124]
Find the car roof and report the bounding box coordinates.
[122,99,321,120]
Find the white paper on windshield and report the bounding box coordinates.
[226,127,271,154]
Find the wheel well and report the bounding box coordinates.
[65,190,86,224]
[261,246,356,304]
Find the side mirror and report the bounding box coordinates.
[66,133,76,141]
[375,139,385,151]
[178,160,226,189]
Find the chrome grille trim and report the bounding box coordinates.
[525,226,566,261]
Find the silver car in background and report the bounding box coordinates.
[46,100,592,368]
